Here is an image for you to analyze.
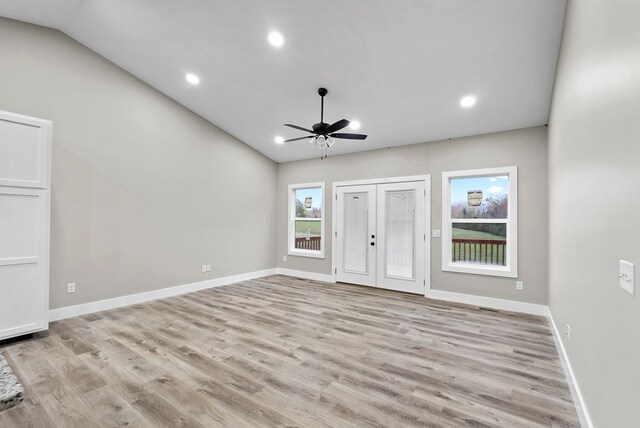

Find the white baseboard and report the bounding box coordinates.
[48,268,278,322]
[425,289,549,316]
[547,311,593,428]
[275,268,336,283]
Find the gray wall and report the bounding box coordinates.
[277,126,548,304]
[0,18,278,310]
[548,0,640,425]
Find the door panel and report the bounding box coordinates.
[376,182,425,294]
[336,185,376,286]
[0,263,41,338]
[383,189,416,280]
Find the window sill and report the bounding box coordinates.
[288,249,325,259]
[443,262,517,278]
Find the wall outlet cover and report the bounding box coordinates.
[619,260,634,296]
[432,230,441,238]
[67,283,76,293]
[516,281,524,291]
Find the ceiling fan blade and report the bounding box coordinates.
[325,119,350,134]
[330,133,367,140]
[284,124,314,133]
[285,135,315,142]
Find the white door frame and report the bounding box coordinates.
[332,175,431,295]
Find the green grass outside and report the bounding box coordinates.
[452,228,504,240]
[452,227,506,265]
[295,220,321,235]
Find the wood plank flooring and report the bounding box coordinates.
[0,275,580,427]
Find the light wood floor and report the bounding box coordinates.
[0,275,580,427]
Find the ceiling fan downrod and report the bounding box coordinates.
[318,87,327,125]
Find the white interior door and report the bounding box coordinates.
[336,185,376,286]
[0,110,51,340]
[335,180,427,294]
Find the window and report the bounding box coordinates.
[288,182,325,258]
[442,167,517,277]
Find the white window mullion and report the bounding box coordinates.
[450,218,508,224]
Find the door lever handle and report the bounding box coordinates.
[370,242,375,246]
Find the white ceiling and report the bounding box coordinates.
[0,0,566,162]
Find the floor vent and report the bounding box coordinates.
[479,307,499,312]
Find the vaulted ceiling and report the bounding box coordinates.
[0,0,566,162]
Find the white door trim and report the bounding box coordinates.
[333,175,432,188]
[332,175,431,293]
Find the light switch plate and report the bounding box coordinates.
[432,230,441,238]
[619,260,634,296]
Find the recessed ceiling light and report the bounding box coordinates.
[274,136,285,144]
[268,31,284,48]
[460,95,477,108]
[185,73,200,85]
[349,120,361,130]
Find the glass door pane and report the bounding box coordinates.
[385,190,415,279]
[343,192,369,273]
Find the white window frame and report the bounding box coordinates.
[288,182,325,259]
[442,166,518,278]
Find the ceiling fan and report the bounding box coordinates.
[284,87,367,159]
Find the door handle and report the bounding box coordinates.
[370,242,375,246]
[371,235,375,239]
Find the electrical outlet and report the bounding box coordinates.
[432,230,441,238]
[201,265,207,273]
[566,324,572,343]
[206,264,211,272]
[516,281,524,291]
[619,260,634,295]
[67,283,76,294]
[283,255,287,262]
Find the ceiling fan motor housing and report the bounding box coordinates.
[312,122,329,134]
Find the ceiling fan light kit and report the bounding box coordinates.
[283,87,367,159]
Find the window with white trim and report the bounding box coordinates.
[442,167,517,277]
[288,182,325,258]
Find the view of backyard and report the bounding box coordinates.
[450,176,509,266]
[294,187,322,251]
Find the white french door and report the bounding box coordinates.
[336,185,377,286]
[335,180,427,294]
